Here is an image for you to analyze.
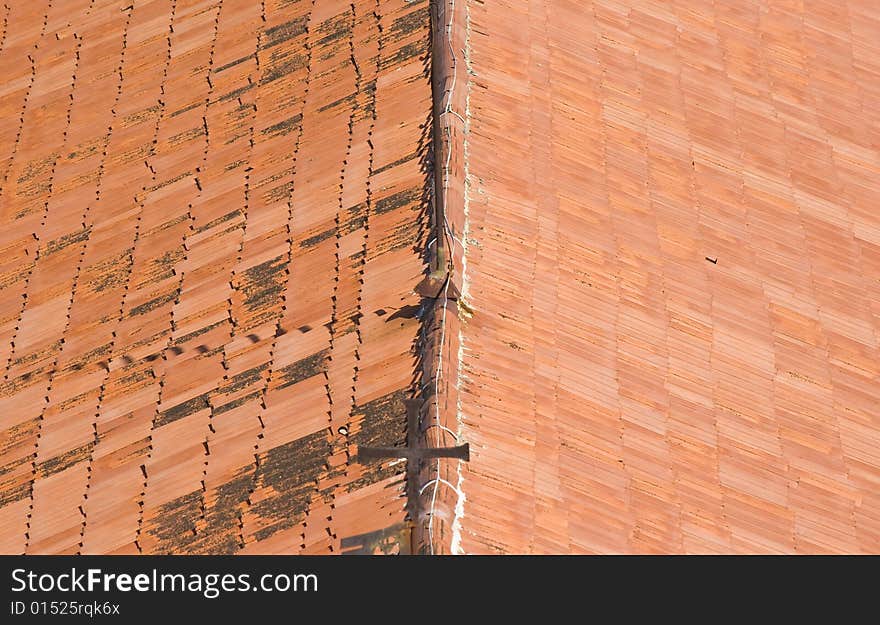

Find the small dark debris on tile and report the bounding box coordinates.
[298,325,312,333]
[196,345,210,354]
[247,334,260,343]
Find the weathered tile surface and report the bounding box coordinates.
[0,0,432,555]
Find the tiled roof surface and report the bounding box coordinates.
[4,0,878,557]
[450,0,880,553]
[0,0,432,554]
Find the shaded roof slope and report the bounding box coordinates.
[0,0,432,554]
[445,0,880,553]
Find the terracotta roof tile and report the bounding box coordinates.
[5,0,879,557]
[428,0,880,554]
[0,0,432,554]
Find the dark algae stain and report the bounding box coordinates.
[129,292,176,317]
[217,83,254,103]
[141,386,412,550]
[240,256,286,313]
[44,227,91,256]
[36,442,95,478]
[172,320,225,347]
[263,181,293,204]
[342,202,367,232]
[276,349,329,390]
[149,424,343,551]
[0,478,30,508]
[195,209,242,234]
[11,341,60,367]
[168,126,206,147]
[0,418,40,457]
[149,464,255,554]
[63,343,113,373]
[147,171,192,193]
[259,51,308,85]
[315,13,350,48]
[300,227,336,249]
[373,151,417,176]
[122,104,161,127]
[83,250,132,292]
[154,394,210,428]
[216,364,266,395]
[317,93,356,113]
[351,389,408,449]
[147,491,202,554]
[169,101,201,118]
[374,187,422,215]
[147,430,334,551]
[149,250,183,282]
[213,53,254,73]
[116,367,156,390]
[381,42,424,70]
[212,391,261,416]
[200,471,253,554]
[251,430,331,541]
[0,439,96,506]
[134,254,182,291]
[389,6,430,41]
[15,154,55,198]
[67,138,102,161]
[255,169,288,191]
[0,454,30,479]
[260,113,302,138]
[144,214,189,238]
[260,16,309,50]
[375,219,421,254]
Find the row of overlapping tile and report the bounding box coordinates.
[448,0,880,553]
[0,0,433,554]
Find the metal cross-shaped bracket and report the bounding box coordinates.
[356,398,467,549]
[358,398,469,462]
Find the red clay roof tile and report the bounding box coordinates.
[426,0,880,554]
[5,0,879,556]
[0,0,433,555]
